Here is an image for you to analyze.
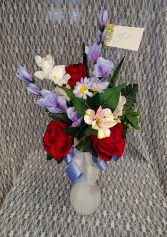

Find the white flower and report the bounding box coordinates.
[89,77,109,92]
[73,77,93,100]
[49,65,70,86]
[113,95,126,119]
[55,85,71,101]
[34,55,54,80]
[84,106,118,139]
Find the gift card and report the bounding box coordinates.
[104,24,144,51]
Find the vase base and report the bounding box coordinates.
[70,179,101,215]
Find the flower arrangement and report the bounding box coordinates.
[16,9,140,186]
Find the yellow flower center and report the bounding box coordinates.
[54,76,57,79]
[80,85,88,94]
[93,86,100,91]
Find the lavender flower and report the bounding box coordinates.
[97,30,101,44]
[36,93,57,108]
[27,82,41,95]
[101,28,107,43]
[85,43,102,63]
[67,107,82,127]
[93,57,114,77]
[36,90,67,114]
[98,9,108,28]
[16,65,32,82]
[97,29,107,44]
[57,95,67,111]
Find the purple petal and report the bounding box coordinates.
[17,65,32,81]
[40,89,52,97]
[36,98,45,107]
[47,107,64,113]
[67,107,78,122]
[16,73,25,81]
[88,43,102,62]
[96,30,101,44]
[102,10,108,26]
[36,93,57,107]
[72,117,83,127]
[93,57,114,77]
[57,96,67,111]
[98,9,108,27]
[102,28,107,43]
[27,82,41,95]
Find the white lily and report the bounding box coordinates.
[34,55,54,80]
[113,96,126,119]
[84,106,118,139]
[49,65,70,86]
[55,84,71,101]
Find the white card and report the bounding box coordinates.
[104,24,144,51]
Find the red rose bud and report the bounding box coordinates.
[65,63,86,89]
[92,123,125,161]
[43,121,72,161]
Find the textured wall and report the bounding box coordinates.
[0,0,167,206]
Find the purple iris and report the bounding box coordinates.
[101,28,107,43]
[85,43,102,63]
[97,30,101,44]
[36,90,67,113]
[98,9,108,28]
[16,65,32,82]
[93,57,114,77]
[27,82,41,95]
[66,107,82,127]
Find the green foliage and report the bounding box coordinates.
[84,126,98,135]
[48,113,71,125]
[60,87,88,116]
[123,109,140,130]
[75,136,93,152]
[95,84,125,112]
[109,57,125,87]
[122,84,138,110]
[76,123,88,140]
[47,154,54,160]
[82,42,89,77]
[63,126,81,137]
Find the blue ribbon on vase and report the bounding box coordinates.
[64,147,119,184]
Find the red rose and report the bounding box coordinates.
[43,121,72,161]
[92,123,125,161]
[65,63,86,89]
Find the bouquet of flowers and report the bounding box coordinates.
[16,9,140,214]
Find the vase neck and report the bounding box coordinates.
[84,152,100,187]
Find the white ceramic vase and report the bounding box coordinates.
[70,152,101,215]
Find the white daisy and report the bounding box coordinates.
[89,77,109,92]
[73,77,93,100]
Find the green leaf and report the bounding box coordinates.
[96,84,125,111]
[76,123,88,140]
[82,42,89,77]
[63,126,81,137]
[60,87,88,116]
[75,136,93,152]
[48,113,71,125]
[47,154,54,160]
[84,126,98,135]
[109,57,125,88]
[121,121,129,139]
[122,84,138,110]
[85,93,100,111]
[123,109,140,130]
